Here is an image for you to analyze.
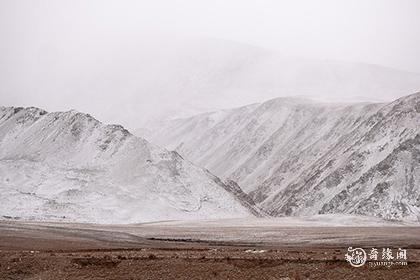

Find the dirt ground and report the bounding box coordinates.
[1,221,419,279]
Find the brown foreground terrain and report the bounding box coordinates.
[0,219,420,279]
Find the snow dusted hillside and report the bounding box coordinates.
[143,92,420,221]
[0,107,257,223]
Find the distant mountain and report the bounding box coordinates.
[4,37,420,129]
[0,107,258,223]
[128,44,420,127]
[143,92,420,221]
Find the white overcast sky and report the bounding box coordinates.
[1,0,419,72]
[1,0,420,128]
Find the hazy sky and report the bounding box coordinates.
[2,0,419,72]
[1,0,420,128]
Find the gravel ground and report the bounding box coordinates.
[0,220,419,279]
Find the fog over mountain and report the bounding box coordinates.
[1,0,420,224]
[2,0,420,128]
[2,37,420,130]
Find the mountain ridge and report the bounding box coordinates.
[143,92,420,221]
[0,106,258,223]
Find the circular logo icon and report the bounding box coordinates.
[345,247,367,267]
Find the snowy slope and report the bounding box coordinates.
[0,107,257,223]
[143,92,420,221]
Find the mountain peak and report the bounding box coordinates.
[0,106,256,223]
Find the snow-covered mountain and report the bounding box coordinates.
[143,92,420,221]
[0,107,258,223]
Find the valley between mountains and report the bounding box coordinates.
[0,92,419,223]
